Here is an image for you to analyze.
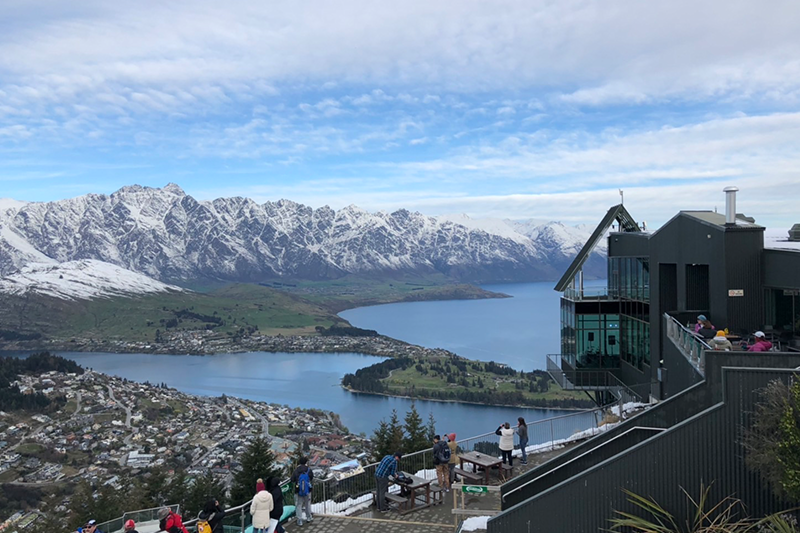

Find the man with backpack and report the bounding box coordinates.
[158,507,189,533]
[291,456,314,526]
[432,435,451,492]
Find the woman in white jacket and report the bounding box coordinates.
[250,483,274,533]
[495,422,515,466]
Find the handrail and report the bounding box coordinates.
[664,313,711,375]
[113,408,605,530]
[501,426,666,502]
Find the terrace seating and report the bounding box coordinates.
[454,466,483,484]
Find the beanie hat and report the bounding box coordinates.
[697,315,707,321]
[256,481,265,492]
[715,331,726,338]
[157,508,170,520]
[449,433,456,442]
[755,331,766,338]
[125,520,135,530]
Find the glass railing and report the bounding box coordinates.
[663,313,710,376]
[563,287,618,301]
[546,354,642,404]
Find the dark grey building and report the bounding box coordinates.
[489,189,800,532]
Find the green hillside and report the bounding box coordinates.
[0,284,347,344]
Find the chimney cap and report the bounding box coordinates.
[723,186,739,193]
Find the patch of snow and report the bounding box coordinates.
[0,260,185,301]
[0,224,58,264]
[461,516,490,531]
[438,214,531,245]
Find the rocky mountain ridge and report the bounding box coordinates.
[0,184,604,285]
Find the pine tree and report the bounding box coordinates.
[230,437,280,505]
[185,472,227,518]
[425,411,437,443]
[387,409,404,456]
[403,403,429,453]
[371,418,391,462]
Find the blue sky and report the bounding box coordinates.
[1,0,800,228]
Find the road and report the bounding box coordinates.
[106,384,138,447]
[231,398,269,437]
[74,391,82,415]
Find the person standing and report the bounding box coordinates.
[250,481,274,533]
[266,477,284,533]
[158,508,189,533]
[447,433,458,487]
[517,417,529,465]
[432,435,451,491]
[374,452,402,512]
[198,499,226,533]
[291,456,314,526]
[496,422,515,466]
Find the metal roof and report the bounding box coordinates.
[554,204,639,292]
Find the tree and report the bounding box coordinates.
[387,409,405,456]
[68,480,123,529]
[403,403,430,453]
[371,418,391,462]
[744,378,800,500]
[425,411,437,443]
[230,437,280,505]
[185,472,226,518]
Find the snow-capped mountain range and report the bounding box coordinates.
[0,184,604,296]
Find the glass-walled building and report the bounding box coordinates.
[610,257,650,371]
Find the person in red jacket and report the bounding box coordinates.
[158,507,189,533]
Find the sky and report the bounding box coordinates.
[1,0,800,229]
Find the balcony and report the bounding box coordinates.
[563,287,618,302]
[546,354,641,404]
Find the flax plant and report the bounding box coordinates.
[607,485,799,532]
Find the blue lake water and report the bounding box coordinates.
[7,281,603,439]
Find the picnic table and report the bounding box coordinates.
[457,451,503,485]
[391,471,433,513]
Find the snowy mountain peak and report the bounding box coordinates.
[0,184,606,284]
[0,260,185,301]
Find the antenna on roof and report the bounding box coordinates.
[619,189,624,205]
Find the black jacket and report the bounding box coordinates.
[198,501,226,533]
[267,477,283,520]
[433,441,448,465]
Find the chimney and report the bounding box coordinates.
[723,186,739,225]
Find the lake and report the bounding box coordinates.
[10,281,602,439]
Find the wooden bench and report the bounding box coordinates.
[501,463,514,481]
[385,492,410,511]
[454,467,483,484]
[429,484,445,505]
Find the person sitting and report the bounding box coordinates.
[748,331,773,352]
[695,315,716,339]
[711,331,732,351]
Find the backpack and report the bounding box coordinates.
[196,519,211,533]
[436,443,451,464]
[297,470,311,497]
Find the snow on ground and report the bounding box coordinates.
[461,516,490,531]
[0,259,184,300]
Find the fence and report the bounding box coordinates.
[664,313,711,375]
[107,408,606,532]
[96,504,181,533]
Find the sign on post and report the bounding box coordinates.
[462,485,489,494]
[728,289,744,297]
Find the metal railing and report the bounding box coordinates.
[96,504,180,533]
[547,354,642,404]
[107,410,606,531]
[664,313,711,376]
